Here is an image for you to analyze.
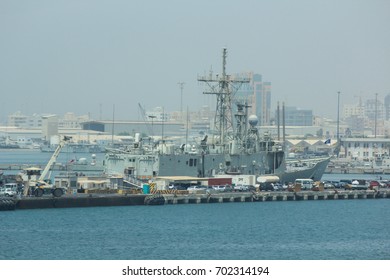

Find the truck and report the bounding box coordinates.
[231,175,256,187]
[232,175,256,191]
[347,179,368,190]
[213,175,256,192]
[294,179,315,190]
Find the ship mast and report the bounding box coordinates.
[198,48,249,150]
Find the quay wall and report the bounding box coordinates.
[14,194,146,210]
[164,190,389,204]
[325,167,390,174]
[1,189,389,211]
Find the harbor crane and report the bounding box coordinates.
[22,136,71,197]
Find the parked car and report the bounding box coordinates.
[168,185,187,190]
[323,182,335,189]
[233,185,249,192]
[260,183,275,191]
[368,180,381,190]
[273,183,282,191]
[294,179,314,190]
[335,182,347,189]
[212,185,227,192]
[369,180,380,187]
[327,180,341,188]
[212,185,234,192]
[346,179,368,190]
[379,180,390,188]
[187,186,207,192]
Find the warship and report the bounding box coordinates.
[104,49,330,184]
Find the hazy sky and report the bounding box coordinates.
[1,0,389,122]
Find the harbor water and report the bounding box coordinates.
[0,200,389,260]
[0,149,105,179]
[0,148,105,165]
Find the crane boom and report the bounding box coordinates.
[39,136,70,182]
[138,103,153,136]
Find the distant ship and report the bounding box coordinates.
[0,136,20,149]
[40,143,105,153]
[104,48,330,184]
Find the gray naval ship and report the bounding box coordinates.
[104,49,330,184]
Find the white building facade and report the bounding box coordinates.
[340,138,390,160]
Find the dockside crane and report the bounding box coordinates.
[22,136,71,197]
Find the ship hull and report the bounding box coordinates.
[105,149,330,184]
[277,157,331,183]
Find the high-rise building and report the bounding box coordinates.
[343,104,365,119]
[365,98,384,121]
[234,72,271,126]
[261,81,272,125]
[282,106,313,126]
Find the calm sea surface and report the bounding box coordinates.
[0,150,389,260]
[0,148,105,165]
[0,199,389,260]
[0,149,105,178]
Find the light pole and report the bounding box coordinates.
[148,115,156,136]
[178,82,185,121]
[337,91,340,141]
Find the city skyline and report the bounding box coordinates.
[1,0,389,123]
[5,91,390,124]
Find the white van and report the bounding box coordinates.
[294,179,314,190]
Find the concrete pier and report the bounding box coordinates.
[163,190,390,205]
[1,189,389,211]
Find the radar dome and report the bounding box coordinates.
[248,115,258,126]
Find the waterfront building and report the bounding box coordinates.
[7,111,43,128]
[7,111,91,129]
[81,120,183,137]
[60,112,90,129]
[7,111,28,127]
[342,95,389,137]
[339,137,390,161]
